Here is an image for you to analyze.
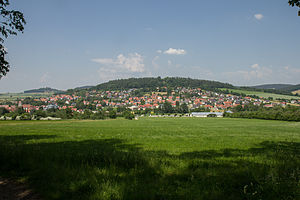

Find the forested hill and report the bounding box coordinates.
[24,87,62,93]
[93,77,234,91]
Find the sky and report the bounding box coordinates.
[0,0,300,92]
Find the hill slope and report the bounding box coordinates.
[93,77,234,91]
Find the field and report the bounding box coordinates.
[292,90,300,95]
[220,88,300,100]
[0,118,299,200]
[0,92,53,101]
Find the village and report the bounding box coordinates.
[1,87,299,117]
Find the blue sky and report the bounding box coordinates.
[1,0,300,92]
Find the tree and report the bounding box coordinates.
[180,103,189,113]
[0,0,26,78]
[289,0,300,16]
[123,110,134,120]
[162,101,174,113]
[108,110,117,119]
[0,107,8,115]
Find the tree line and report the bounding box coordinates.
[225,104,300,122]
[0,107,135,120]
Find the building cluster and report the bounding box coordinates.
[1,87,300,114]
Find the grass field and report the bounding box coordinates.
[0,118,299,200]
[0,92,53,101]
[221,88,300,100]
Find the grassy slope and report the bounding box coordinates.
[292,89,300,95]
[221,88,300,100]
[0,118,299,200]
[0,93,53,101]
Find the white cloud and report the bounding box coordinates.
[40,72,51,84]
[283,66,300,74]
[280,66,300,81]
[221,64,300,85]
[163,48,186,55]
[284,66,289,70]
[92,53,146,82]
[152,56,160,69]
[254,14,264,20]
[92,53,145,73]
[251,63,259,69]
[156,50,162,54]
[145,27,153,31]
[91,58,114,65]
[223,64,273,85]
[116,53,145,72]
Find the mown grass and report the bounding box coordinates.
[220,88,300,100]
[0,118,299,200]
[0,92,53,101]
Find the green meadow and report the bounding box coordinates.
[0,92,53,101]
[0,118,299,200]
[220,88,300,100]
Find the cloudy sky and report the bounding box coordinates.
[1,0,300,92]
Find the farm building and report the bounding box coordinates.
[191,112,223,117]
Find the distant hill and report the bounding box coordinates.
[93,77,234,91]
[74,85,94,90]
[251,84,300,93]
[251,84,294,90]
[24,87,62,94]
[281,84,300,93]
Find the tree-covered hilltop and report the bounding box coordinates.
[24,87,62,94]
[93,77,234,91]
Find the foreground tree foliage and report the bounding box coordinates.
[0,0,25,78]
[289,0,300,15]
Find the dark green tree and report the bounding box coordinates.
[0,107,8,115]
[162,101,174,113]
[33,110,47,118]
[0,0,26,78]
[180,103,189,113]
[109,110,117,119]
[91,111,105,120]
